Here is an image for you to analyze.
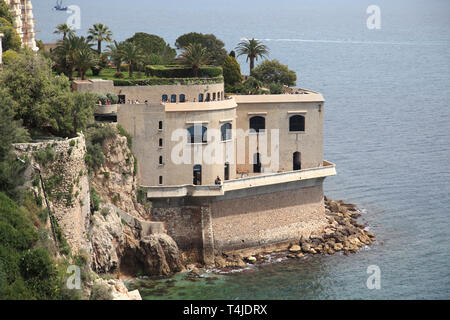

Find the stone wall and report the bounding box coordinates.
[149,179,327,263]
[210,184,326,252]
[14,135,92,255]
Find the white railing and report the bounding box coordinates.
[144,161,336,199]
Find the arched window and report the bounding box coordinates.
[289,115,305,132]
[187,125,207,143]
[213,92,216,101]
[162,94,168,102]
[206,93,211,102]
[221,123,232,141]
[249,116,265,133]
[179,94,186,103]
[171,94,177,103]
[217,92,221,100]
[199,93,204,102]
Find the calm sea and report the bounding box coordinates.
[34,0,450,299]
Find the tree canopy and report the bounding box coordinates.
[222,55,242,86]
[125,32,176,64]
[175,32,227,66]
[0,17,21,52]
[251,59,297,87]
[0,51,96,138]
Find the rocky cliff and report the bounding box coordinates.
[13,128,185,295]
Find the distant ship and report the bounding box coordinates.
[53,0,68,11]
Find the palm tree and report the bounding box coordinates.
[235,38,269,74]
[105,40,125,72]
[54,35,92,80]
[119,41,143,78]
[87,23,113,53]
[180,43,210,77]
[74,47,99,80]
[54,23,75,41]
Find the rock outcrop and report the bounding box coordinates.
[88,128,185,276]
[93,278,142,300]
[121,233,185,276]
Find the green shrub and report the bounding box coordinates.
[90,282,113,300]
[269,82,284,94]
[114,72,124,79]
[145,65,222,78]
[90,187,100,213]
[69,140,76,147]
[34,146,56,166]
[106,93,119,104]
[96,94,108,105]
[100,207,110,218]
[113,76,223,86]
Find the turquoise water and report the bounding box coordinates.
[34,0,450,299]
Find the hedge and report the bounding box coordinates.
[145,65,223,78]
[113,76,224,87]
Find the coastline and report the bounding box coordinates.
[126,197,376,284]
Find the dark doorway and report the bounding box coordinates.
[293,152,301,171]
[253,153,261,173]
[224,162,230,181]
[193,165,202,185]
[118,95,126,104]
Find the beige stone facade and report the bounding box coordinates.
[77,78,336,260]
[4,0,38,51]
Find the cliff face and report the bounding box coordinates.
[14,135,93,256]
[89,132,184,276]
[14,130,184,279]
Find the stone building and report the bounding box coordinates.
[4,0,38,51]
[74,74,336,264]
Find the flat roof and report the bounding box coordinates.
[233,89,325,104]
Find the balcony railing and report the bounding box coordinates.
[144,161,336,199]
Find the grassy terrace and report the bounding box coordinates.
[77,66,224,86]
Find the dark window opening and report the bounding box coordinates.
[289,115,305,132]
[159,121,163,130]
[187,125,207,144]
[249,116,266,133]
[293,152,301,171]
[162,94,168,102]
[199,93,204,102]
[159,138,163,147]
[221,123,232,141]
[159,176,163,184]
[193,165,202,185]
[159,156,163,165]
[179,94,186,102]
[224,162,230,180]
[171,94,177,103]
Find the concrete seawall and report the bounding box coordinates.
[150,177,328,265]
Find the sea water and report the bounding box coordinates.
[33,0,450,299]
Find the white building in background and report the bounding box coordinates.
[4,0,38,51]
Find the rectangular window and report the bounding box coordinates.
[159,176,163,185]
